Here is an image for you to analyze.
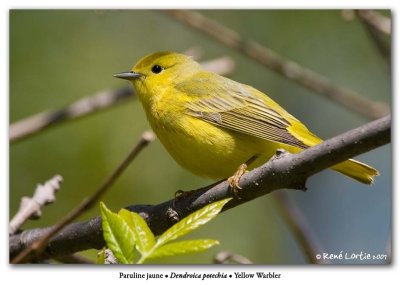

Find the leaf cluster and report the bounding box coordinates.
[98,198,230,264]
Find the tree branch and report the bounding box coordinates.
[54,254,93,264]
[164,10,390,119]
[10,115,391,262]
[274,191,330,264]
[9,175,63,235]
[356,10,391,65]
[356,10,391,35]
[9,87,133,143]
[213,251,253,264]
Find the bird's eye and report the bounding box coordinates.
[151,65,163,74]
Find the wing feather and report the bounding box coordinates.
[176,72,308,149]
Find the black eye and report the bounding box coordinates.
[151,65,163,74]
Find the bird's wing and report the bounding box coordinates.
[176,73,310,148]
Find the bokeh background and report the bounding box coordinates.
[9,10,391,264]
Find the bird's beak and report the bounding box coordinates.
[113,71,142,80]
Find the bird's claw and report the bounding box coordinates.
[228,163,248,197]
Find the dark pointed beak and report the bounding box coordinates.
[113,71,142,80]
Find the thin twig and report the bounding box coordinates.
[165,10,390,119]
[356,10,391,35]
[54,254,93,264]
[104,249,118,264]
[9,115,390,262]
[9,56,235,144]
[274,191,330,264]
[201,56,235,77]
[9,175,63,235]
[9,87,134,143]
[183,46,204,60]
[213,251,253,264]
[356,10,391,65]
[385,232,391,264]
[11,131,155,264]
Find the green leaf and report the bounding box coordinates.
[100,202,136,264]
[118,209,155,255]
[96,248,106,264]
[156,198,231,247]
[148,239,219,259]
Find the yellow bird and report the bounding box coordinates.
[114,51,378,189]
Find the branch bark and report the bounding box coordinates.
[9,115,391,262]
[274,191,330,264]
[356,10,391,35]
[356,10,391,65]
[9,175,63,235]
[9,87,133,143]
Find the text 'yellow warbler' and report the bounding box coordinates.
[115,52,378,185]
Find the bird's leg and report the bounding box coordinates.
[228,155,259,196]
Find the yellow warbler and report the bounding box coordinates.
[114,51,378,188]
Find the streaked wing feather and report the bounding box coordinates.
[177,73,308,148]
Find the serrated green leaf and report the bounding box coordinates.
[156,198,231,247]
[96,248,106,264]
[118,209,155,255]
[148,239,219,259]
[100,202,136,264]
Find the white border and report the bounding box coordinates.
[2,1,398,284]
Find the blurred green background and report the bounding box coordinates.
[10,10,391,264]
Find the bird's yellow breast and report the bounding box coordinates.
[147,107,285,179]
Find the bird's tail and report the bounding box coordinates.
[331,159,379,184]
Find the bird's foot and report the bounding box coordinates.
[228,163,248,198]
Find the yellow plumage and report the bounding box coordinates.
[114,51,378,185]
